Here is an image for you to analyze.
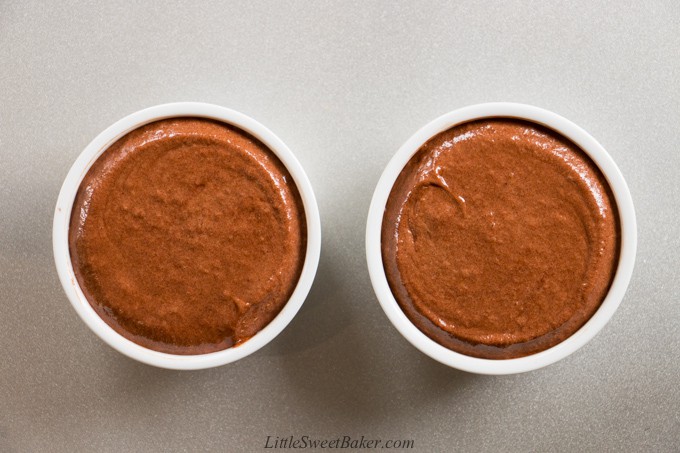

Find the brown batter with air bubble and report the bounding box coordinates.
[69,118,306,355]
[382,119,619,359]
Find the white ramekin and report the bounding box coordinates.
[366,102,637,375]
[53,102,321,370]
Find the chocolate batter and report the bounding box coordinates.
[382,119,619,359]
[69,118,306,354]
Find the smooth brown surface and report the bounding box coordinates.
[382,119,619,359]
[69,118,306,354]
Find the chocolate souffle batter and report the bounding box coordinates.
[70,118,306,354]
[382,119,619,359]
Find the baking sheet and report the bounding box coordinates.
[1,1,679,451]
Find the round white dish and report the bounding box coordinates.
[366,102,636,375]
[54,102,321,370]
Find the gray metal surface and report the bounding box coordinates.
[1,1,678,451]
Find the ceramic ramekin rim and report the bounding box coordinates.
[365,102,637,375]
[53,102,321,370]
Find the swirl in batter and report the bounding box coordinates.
[382,119,619,359]
[70,118,306,354]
